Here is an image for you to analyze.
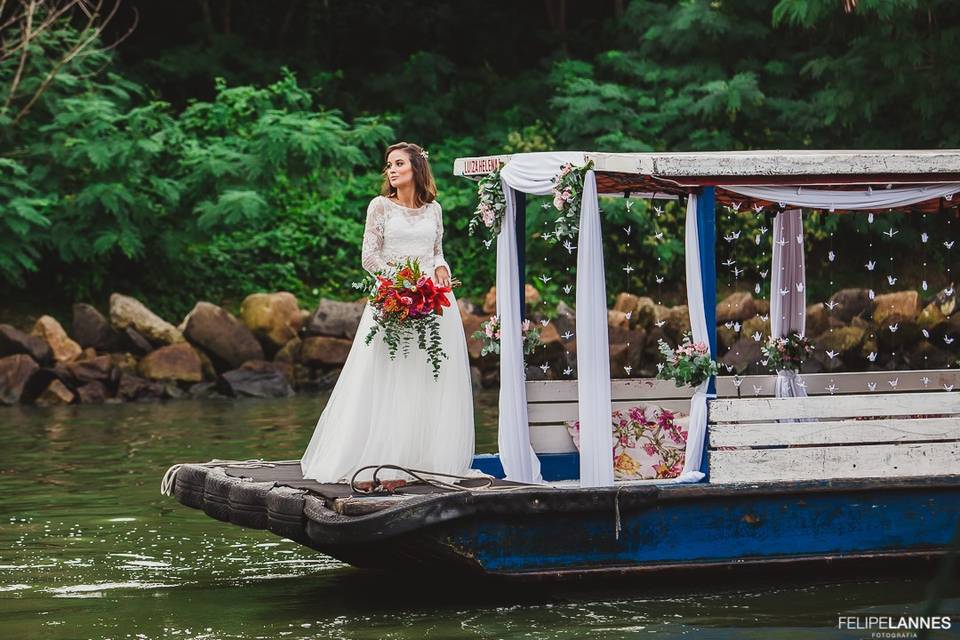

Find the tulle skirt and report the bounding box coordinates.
[300,293,476,483]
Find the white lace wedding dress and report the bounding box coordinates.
[300,196,476,483]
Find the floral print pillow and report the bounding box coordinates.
[567,405,688,480]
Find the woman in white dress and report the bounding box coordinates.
[300,142,476,484]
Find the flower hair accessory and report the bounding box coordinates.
[419,149,429,159]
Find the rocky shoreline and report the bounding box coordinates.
[1,284,956,407]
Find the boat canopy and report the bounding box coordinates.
[453,149,960,488]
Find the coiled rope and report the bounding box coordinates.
[348,464,535,494]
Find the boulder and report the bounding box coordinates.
[907,342,955,370]
[461,314,489,360]
[31,315,82,363]
[0,324,52,364]
[552,302,576,339]
[609,343,631,375]
[805,303,830,338]
[633,297,658,331]
[300,336,353,367]
[137,343,203,383]
[660,305,691,342]
[828,288,871,322]
[457,298,477,319]
[182,302,263,371]
[117,372,166,401]
[121,326,154,356]
[613,293,639,314]
[876,316,922,353]
[304,299,366,340]
[240,292,303,351]
[872,291,919,326]
[71,303,121,352]
[76,381,109,404]
[608,310,629,330]
[274,337,302,364]
[930,285,958,317]
[219,360,294,398]
[34,379,74,406]
[919,302,947,331]
[755,298,770,316]
[482,285,540,314]
[109,293,183,346]
[719,337,763,375]
[65,355,114,385]
[79,347,98,361]
[717,325,738,355]
[109,352,139,375]
[741,316,769,343]
[716,292,757,323]
[0,354,40,405]
[813,326,866,367]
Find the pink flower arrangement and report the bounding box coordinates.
[549,160,593,242]
[471,315,541,357]
[469,166,505,240]
[657,333,719,387]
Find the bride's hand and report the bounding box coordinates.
[434,266,452,288]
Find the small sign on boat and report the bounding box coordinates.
[461,157,501,175]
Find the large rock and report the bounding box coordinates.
[482,285,540,315]
[805,303,830,338]
[716,292,757,323]
[117,372,166,401]
[71,303,121,352]
[121,326,154,356]
[304,299,366,340]
[219,360,294,398]
[930,285,958,318]
[0,354,39,405]
[633,297,658,331]
[35,379,74,406]
[274,337,302,364]
[182,302,263,371]
[0,324,52,364]
[300,336,353,367]
[461,314,489,360]
[613,293,639,314]
[138,343,203,383]
[110,293,183,346]
[719,337,763,375]
[918,302,947,331]
[828,288,872,323]
[814,326,866,368]
[608,310,629,330]
[660,306,691,342]
[65,355,115,386]
[31,315,82,363]
[741,316,769,343]
[240,292,303,351]
[76,381,109,404]
[872,291,919,326]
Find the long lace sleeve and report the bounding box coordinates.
[361,197,390,275]
[433,201,451,276]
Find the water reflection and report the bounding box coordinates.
[1,393,957,639]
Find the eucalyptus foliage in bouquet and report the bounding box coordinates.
[550,160,593,242]
[656,334,719,388]
[469,165,506,240]
[761,331,814,372]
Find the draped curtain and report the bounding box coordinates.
[770,209,808,398]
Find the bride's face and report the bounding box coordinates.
[385,150,414,190]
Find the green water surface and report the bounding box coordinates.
[1,393,957,639]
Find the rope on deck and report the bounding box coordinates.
[160,459,299,496]
[348,464,535,495]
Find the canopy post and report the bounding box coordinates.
[696,186,717,394]
[515,191,527,320]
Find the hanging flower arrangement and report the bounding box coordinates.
[471,315,542,357]
[550,160,593,242]
[656,334,719,388]
[761,331,814,373]
[469,165,506,240]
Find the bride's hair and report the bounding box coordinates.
[380,142,437,207]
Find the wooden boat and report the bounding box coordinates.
[165,150,960,578]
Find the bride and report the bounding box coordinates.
[300,142,476,484]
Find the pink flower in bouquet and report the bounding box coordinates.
[553,193,565,210]
[561,187,573,201]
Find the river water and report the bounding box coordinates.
[1,393,957,639]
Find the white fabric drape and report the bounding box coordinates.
[770,209,808,398]
[496,183,542,483]
[500,152,588,195]
[676,194,709,484]
[722,184,960,210]
[575,170,614,487]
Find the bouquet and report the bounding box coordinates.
[469,165,506,240]
[656,334,719,388]
[364,258,453,379]
[550,160,593,242]
[761,331,814,372]
[471,315,542,357]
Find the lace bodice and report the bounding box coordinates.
[361,196,451,276]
